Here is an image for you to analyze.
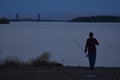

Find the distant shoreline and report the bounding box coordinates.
[1,15,120,23]
[70,15,120,22]
[9,21,120,23]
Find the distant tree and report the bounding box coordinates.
[70,15,120,22]
[0,17,9,24]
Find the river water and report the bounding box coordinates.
[0,22,120,67]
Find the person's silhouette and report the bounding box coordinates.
[85,32,99,70]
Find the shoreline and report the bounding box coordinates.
[0,66,120,80]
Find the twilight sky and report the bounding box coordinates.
[0,0,120,20]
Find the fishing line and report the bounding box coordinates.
[73,40,88,57]
[73,40,84,52]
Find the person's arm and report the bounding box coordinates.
[95,38,99,45]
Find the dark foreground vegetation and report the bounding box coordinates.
[70,15,120,22]
[0,52,120,80]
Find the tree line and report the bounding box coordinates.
[70,15,120,22]
[0,17,9,24]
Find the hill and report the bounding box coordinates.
[70,15,120,22]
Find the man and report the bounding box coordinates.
[85,32,99,70]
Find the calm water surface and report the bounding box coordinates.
[0,22,120,67]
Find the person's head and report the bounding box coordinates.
[89,32,94,38]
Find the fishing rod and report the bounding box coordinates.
[73,40,88,57]
[73,40,84,52]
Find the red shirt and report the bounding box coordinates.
[85,37,99,53]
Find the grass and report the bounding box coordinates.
[0,52,120,80]
[0,56,22,67]
[0,51,63,67]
